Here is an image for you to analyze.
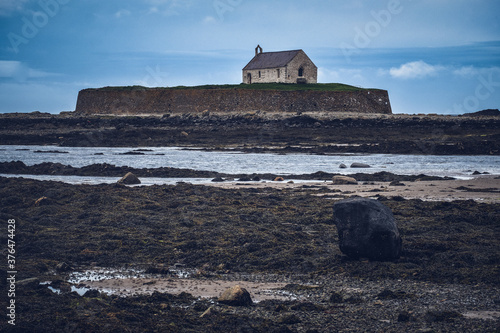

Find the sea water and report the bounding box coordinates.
[1,145,499,184]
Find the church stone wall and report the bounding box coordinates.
[243,67,288,84]
[287,51,317,84]
[242,50,317,84]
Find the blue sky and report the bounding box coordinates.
[0,0,499,114]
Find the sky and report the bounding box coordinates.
[0,0,499,114]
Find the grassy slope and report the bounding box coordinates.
[91,83,379,92]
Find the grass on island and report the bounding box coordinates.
[91,83,378,92]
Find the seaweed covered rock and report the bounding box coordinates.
[332,198,402,261]
[211,177,225,182]
[350,163,371,168]
[118,172,141,185]
[332,175,357,185]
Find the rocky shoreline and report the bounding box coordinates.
[0,161,455,182]
[1,176,499,332]
[0,112,499,155]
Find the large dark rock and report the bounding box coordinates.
[218,285,253,306]
[350,163,371,168]
[332,175,357,185]
[118,172,141,185]
[332,198,402,261]
[211,177,225,182]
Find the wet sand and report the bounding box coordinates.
[211,175,500,203]
[80,277,292,301]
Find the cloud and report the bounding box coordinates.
[0,61,57,82]
[143,0,193,16]
[452,66,478,77]
[389,61,444,79]
[452,66,500,79]
[203,16,216,24]
[115,9,131,18]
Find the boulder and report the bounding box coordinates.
[350,163,371,168]
[274,177,285,182]
[211,177,225,182]
[339,163,347,169]
[332,175,357,185]
[218,285,253,306]
[83,289,101,298]
[332,198,402,261]
[118,172,141,185]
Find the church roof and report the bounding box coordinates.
[243,50,303,70]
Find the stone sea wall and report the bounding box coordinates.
[74,87,392,115]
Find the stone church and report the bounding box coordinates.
[242,45,317,84]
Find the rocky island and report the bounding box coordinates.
[74,83,392,115]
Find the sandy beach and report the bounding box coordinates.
[211,175,500,203]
